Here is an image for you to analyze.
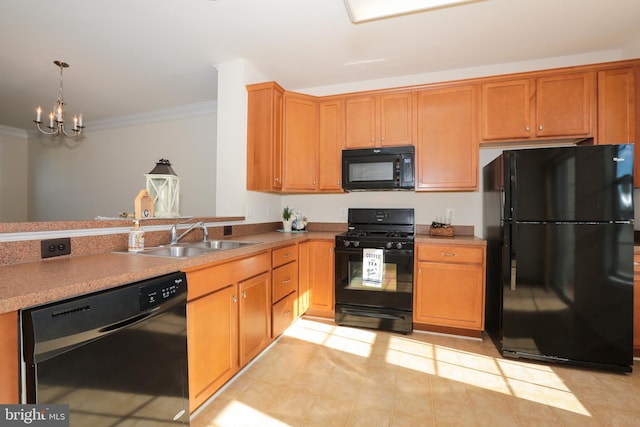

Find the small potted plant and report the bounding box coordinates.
[282,206,294,232]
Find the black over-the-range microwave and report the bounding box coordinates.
[342,145,415,191]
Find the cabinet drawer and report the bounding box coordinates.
[272,261,298,303]
[187,252,270,300]
[272,244,298,268]
[272,291,296,338]
[417,244,484,264]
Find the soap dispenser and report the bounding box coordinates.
[128,220,145,252]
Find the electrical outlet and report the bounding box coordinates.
[223,225,232,236]
[41,237,71,259]
[340,208,348,219]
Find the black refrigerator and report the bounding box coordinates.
[483,144,634,372]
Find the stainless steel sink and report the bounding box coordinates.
[118,240,259,259]
[196,240,258,250]
[132,245,215,258]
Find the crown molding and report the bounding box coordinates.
[19,101,218,137]
[88,101,218,131]
[0,124,28,139]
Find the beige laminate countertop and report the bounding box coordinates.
[0,231,485,314]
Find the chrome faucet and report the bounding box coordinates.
[170,220,208,245]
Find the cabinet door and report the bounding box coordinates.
[298,242,311,316]
[379,92,413,147]
[187,285,238,412]
[598,67,636,147]
[283,94,318,191]
[481,79,533,140]
[317,98,344,191]
[415,261,484,330]
[246,82,284,191]
[536,72,594,137]
[415,84,478,191]
[634,251,640,351]
[306,240,335,317]
[0,311,18,404]
[345,96,377,148]
[239,272,271,366]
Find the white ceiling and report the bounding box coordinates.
[2,0,640,130]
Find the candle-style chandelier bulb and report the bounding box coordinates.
[34,60,85,138]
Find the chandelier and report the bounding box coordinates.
[34,60,85,138]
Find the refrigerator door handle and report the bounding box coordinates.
[510,259,517,291]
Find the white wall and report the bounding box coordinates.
[0,126,28,222]
[28,109,217,221]
[217,49,634,237]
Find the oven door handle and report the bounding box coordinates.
[340,307,406,320]
[334,247,414,256]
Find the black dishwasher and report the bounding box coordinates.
[21,271,190,426]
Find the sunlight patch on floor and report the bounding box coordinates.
[212,400,288,427]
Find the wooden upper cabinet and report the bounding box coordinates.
[597,67,639,187]
[481,79,532,140]
[597,67,636,145]
[317,97,345,192]
[536,72,594,137]
[415,84,478,191]
[246,82,284,191]
[344,92,413,148]
[282,93,318,191]
[480,71,595,142]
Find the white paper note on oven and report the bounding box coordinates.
[362,248,384,287]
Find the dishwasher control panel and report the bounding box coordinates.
[139,272,187,311]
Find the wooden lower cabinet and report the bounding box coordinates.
[414,243,486,336]
[300,240,335,318]
[634,249,640,355]
[187,285,238,412]
[0,310,18,404]
[185,252,270,412]
[239,272,271,366]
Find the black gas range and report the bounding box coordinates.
[334,208,415,334]
[336,208,415,249]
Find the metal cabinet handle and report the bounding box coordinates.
[233,295,237,303]
[381,136,385,141]
[283,253,290,258]
[371,137,375,142]
[242,291,247,298]
[283,310,291,316]
[441,252,457,257]
[283,277,291,283]
[538,125,543,130]
[525,126,530,131]
[275,177,280,183]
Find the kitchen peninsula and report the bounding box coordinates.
[0,219,486,413]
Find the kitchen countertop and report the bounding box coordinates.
[0,231,485,314]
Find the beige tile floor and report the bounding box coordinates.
[192,317,640,427]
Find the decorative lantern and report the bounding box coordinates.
[145,159,180,218]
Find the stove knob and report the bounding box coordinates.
[385,242,393,249]
[353,240,360,248]
[343,240,350,247]
[396,242,403,250]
